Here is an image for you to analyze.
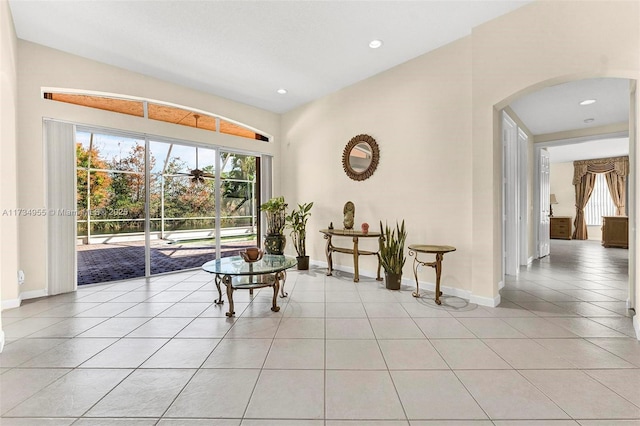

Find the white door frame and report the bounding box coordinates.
[628,80,636,314]
[502,111,529,276]
[518,128,529,266]
[502,111,519,276]
[537,147,551,259]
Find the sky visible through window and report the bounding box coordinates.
[77,131,231,174]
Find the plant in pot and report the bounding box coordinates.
[286,201,313,270]
[379,220,407,290]
[261,196,288,255]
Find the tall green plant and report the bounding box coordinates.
[286,202,313,257]
[379,220,407,274]
[260,196,288,235]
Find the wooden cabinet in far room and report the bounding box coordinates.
[550,216,572,240]
[602,216,628,248]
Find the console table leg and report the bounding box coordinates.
[353,236,360,282]
[411,255,420,298]
[324,234,333,276]
[434,253,443,305]
[376,236,383,281]
[376,253,383,281]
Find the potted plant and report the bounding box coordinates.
[261,196,288,255]
[379,220,407,290]
[286,202,313,270]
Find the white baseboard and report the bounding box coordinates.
[471,293,501,307]
[528,256,534,265]
[311,260,479,303]
[1,288,49,312]
[20,289,48,300]
[1,298,21,311]
[309,259,502,308]
[498,280,505,290]
[310,260,381,281]
[633,315,640,340]
[0,330,5,353]
[412,279,472,300]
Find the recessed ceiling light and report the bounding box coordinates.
[276,88,287,95]
[579,99,596,106]
[369,39,383,49]
[584,118,595,123]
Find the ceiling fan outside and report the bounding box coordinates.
[172,118,215,183]
[187,168,214,184]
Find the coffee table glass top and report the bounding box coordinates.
[202,255,297,276]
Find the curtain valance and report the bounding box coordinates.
[572,156,629,185]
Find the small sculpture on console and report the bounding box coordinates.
[343,201,355,230]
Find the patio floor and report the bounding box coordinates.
[77,239,255,285]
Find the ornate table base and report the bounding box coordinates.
[320,229,383,283]
[214,271,288,317]
[408,245,456,305]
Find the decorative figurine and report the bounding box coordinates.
[328,222,334,230]
[343,201,355,230]
[361,222,369,234]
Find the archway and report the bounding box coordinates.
[495,74,637,333]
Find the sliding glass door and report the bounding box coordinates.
[76,131,147,284]
[148,142,218,275]
[76,128,260,285]
[220,152,258,256]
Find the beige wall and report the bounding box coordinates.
[472,0,638,302]
[3,0,639,313]
[282,37,474,295]
[284,0,639,305]
[550,162,576,218]
[0,0,19,337]
[9,41,281,302]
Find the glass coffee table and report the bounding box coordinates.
[202,255,297,317]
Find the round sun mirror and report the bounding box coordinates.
[342,134,380,181]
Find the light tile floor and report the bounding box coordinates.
[1,239,639,425]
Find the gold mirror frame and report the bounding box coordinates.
[342,134,380,181]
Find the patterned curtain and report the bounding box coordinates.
[572,156,629,240]
[605,171,626,216]
[572,156,629,184]
[572,172,596,240]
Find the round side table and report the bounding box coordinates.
[408,244,456,305]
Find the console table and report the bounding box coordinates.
[202,255,297,317]
[319,229,383,282]
[408,244,456,305]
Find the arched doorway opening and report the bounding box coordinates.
[496,75,637,335]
